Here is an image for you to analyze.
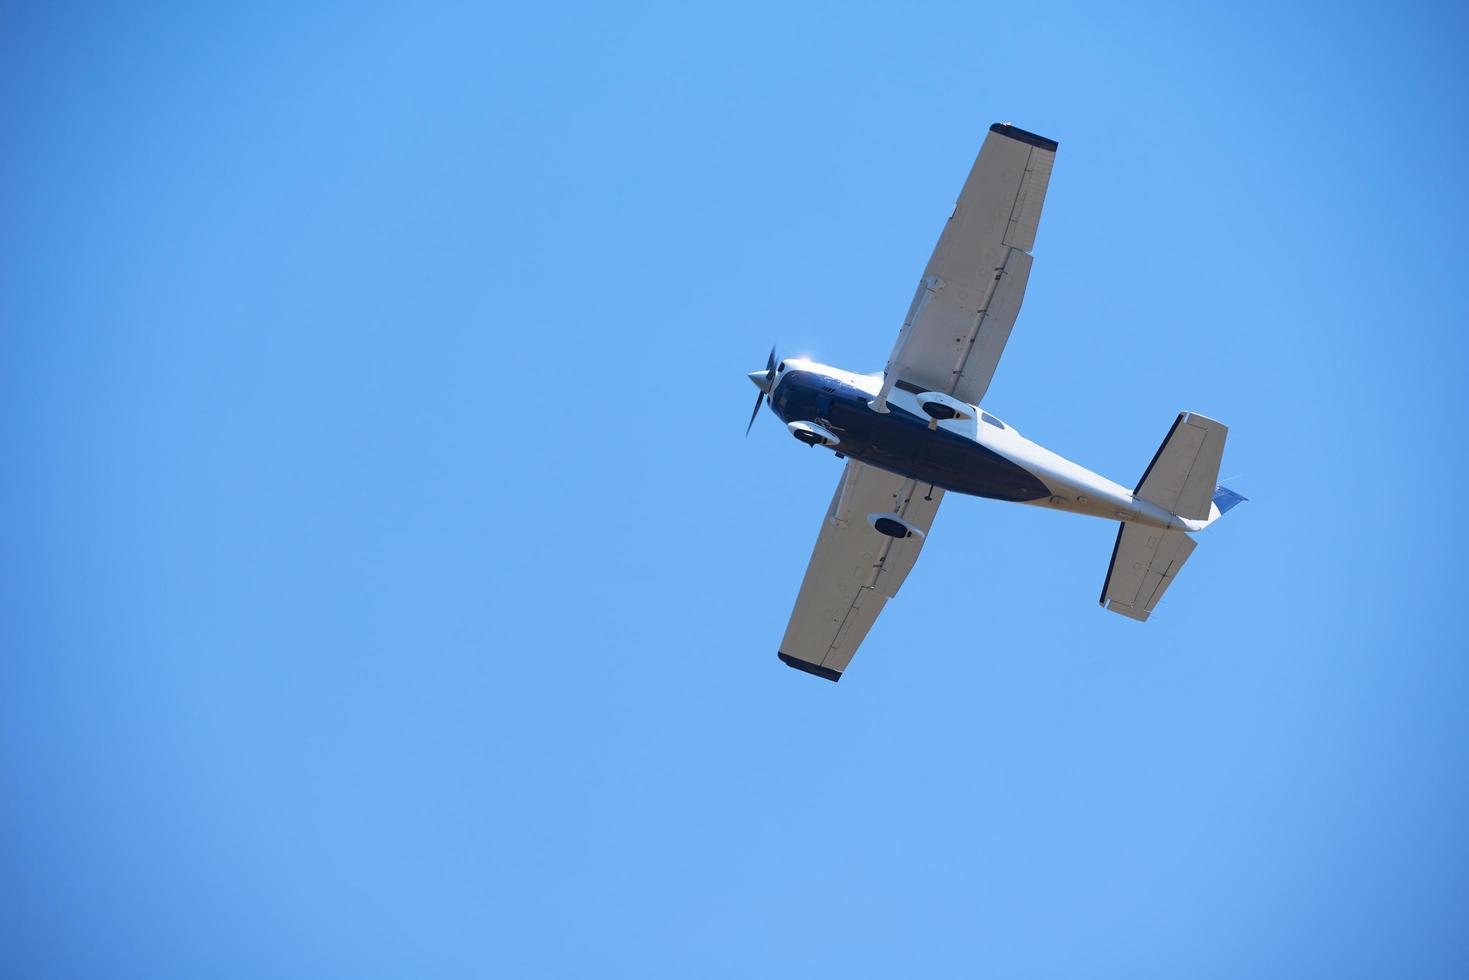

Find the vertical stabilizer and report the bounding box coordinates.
[1212,485,1247,516]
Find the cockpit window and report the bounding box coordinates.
[777,362,786,372]
[981,412,1006,429]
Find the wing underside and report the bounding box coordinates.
[778,461,943,682]
[773,125,1056,681]
[879,123,1057,407]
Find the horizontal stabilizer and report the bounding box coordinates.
[1100,522,1197,621]
[1136,413,1228,521]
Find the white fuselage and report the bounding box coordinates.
[771,358,1203,532]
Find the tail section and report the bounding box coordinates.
[1100,415,1245,621]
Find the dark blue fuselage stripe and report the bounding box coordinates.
[772,371,1052,502]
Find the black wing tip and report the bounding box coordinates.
[778,653,842,683]
[989,122,1059,152]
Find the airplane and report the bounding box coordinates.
[746,123,1245,683]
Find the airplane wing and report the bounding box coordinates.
[777,461,944,682]
[878,123,1057,407]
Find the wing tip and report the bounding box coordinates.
[778,652,842,683]
[1104,599,1151,621]
[988,122,1059,152]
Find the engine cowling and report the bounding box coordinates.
[787,421,840,448]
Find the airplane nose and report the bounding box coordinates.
[748,370,772,394]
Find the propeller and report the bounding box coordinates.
[745,346,777,436]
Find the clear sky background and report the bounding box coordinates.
[4,2,1468,977]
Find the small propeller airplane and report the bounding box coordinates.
[747,123,1244,682]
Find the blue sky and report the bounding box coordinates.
[4,2,1467,976]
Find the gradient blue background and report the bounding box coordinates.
[5,2,1467,976]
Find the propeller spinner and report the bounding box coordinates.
[745,346,777,436]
